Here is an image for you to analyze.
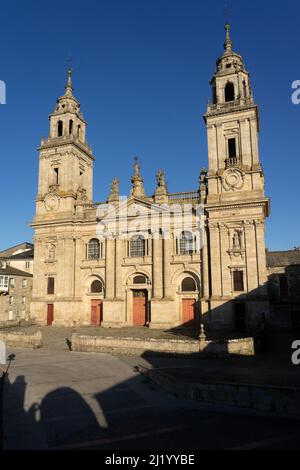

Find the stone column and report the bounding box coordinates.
[207,124,218,172]
[74,236,84,297]
[163,235,171,299]
[105,237,115,299]
[244,220,258,293]
[255,220,268,293]
[209,223,222,298]
[201,227,210,299]
[240,118,252,167]
[250,117,259,165]
[115,238,123,299]
[63,236,75,298]
[152,232,163,299]
[219,224,231,297]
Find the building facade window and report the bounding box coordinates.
[22,279,27,288]
[47,277,55,295]
[90,280,102,293]
[25,262,30,269]
[22,296,26,305]
[10,278,15,287]
[178,231,195,255]
[0,275,9,291]
[87,239,100,260]
[130,235,146,257]
[225,81,235,102]
[181,277,197,292]
[133,275,147,284]
[57,120,63,137]
[228,138,237,159]
[9,296,14,305]
[8,310,13,321]
[233,270,244,292]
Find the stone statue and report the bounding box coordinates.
[133,159,140,178]
[130,157,145,197]
[156,170,165,187]
[233,231,241,250]
[49,244,56,260]
[108,177,119,202]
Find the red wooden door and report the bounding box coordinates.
[91,299,102,326]
[47,304,54,326]
[182,299,196,327]
[132,291,147,326]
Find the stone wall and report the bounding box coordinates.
[71,333,199,356]
[71,333,255,357]
[140,366,300,417]
[0,330,42,349]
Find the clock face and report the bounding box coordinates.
[44,193,60,212]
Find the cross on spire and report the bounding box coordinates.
[65,67,73,97]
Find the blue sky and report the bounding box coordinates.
[0,0,299,251]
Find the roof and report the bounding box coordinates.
[0,266,33,278]
[267,249,300,268]
[0,242,33,258]
[8,248,34,260]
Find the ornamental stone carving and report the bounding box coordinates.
[222,168,244,191]
[44,193,60,212]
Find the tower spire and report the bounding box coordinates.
[224,22,233,54]
[65,67,73,97]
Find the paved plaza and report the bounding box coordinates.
[2,327,300,450]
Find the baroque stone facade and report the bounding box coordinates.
[30,24,270,330]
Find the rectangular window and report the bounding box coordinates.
[25,261,30,269]
[279,275,288,297]
[9,296,14,305]
[0,275,9,291]
[54,167,59,185]
[22,297,26,305]
[228,138,237,159]
[8,311,13,321]
[22,279,27,288]
[47,277,55,295]
[233,270,244,292]
[10,278,15,287]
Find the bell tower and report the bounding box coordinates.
[35,68,94,221]
[202,24,270,330]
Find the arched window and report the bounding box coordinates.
[243,80,247,98]
[225,82,235,102]
[77,124,81,138]
[133,275,147,284]
[88,238,100,260]
[182,277,196,292]
[91,280,102,293]
[179,231,194,255]
[130,235,145,257]
[69,119,73,134]
[57,120,63,137]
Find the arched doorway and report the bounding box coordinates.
[181,276,198,328]
[132,290,148,326]
[90,279,103,326]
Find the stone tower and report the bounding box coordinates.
[34,69,94,220]
[30,70,95,325]
[202,24,270,329]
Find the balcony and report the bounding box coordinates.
[225,157,241,168]
[206,96,254,114]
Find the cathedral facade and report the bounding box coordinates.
[30,24,270,330]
